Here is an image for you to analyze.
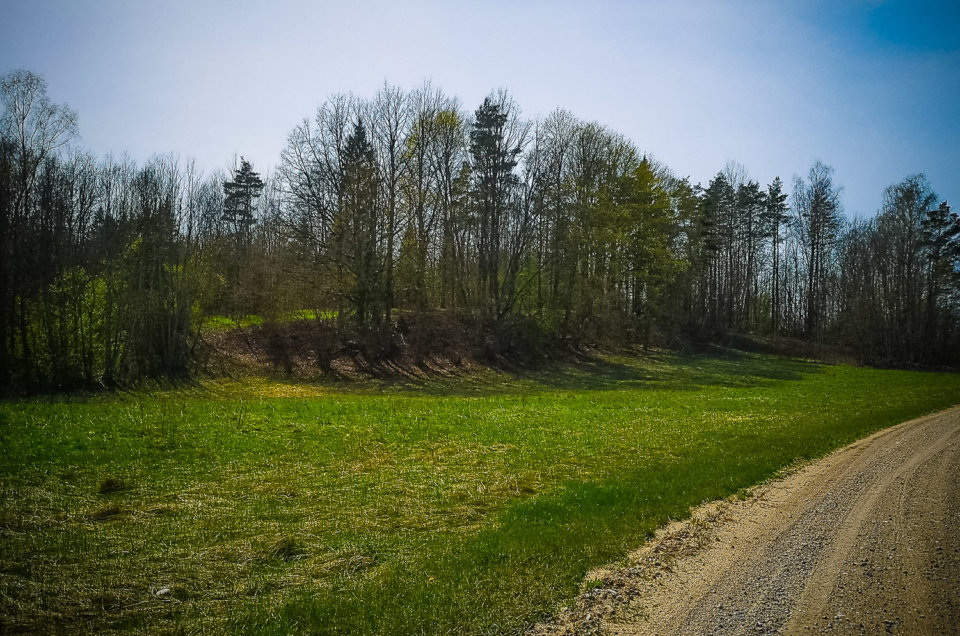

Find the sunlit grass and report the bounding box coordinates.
[200,309,338,332]
[1,351,957,633]
[201,313,266,331]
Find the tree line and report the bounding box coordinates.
[1,70,958,390]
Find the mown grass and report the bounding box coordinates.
[1,351,958,634]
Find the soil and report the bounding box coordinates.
[532,407,960,635]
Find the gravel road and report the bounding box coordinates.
[533,407,960,635]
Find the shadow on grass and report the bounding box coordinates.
[521,350,817,390]
[328,349,824,397]
[5,348,822,405]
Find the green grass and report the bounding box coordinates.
[1,351,958,634]
[201,309,337,331]
[202,313,266,330]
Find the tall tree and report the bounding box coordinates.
[337,120,381,325]
[220,157,265,318]
[763,177,789,333]
[620,156,680,345]
[371,83,409,322]
[736,179,765,329]
[469,91,530,319]
[0,70,77,383]
[278,93,357,316]
[0,70,78,215]
[793,161,842,338]
[701,173,734,331]
[222,157,264,248]
[876,175,937,363]
[429,106,470,311]
[527,109,576,320]
[400,83,453,311]
[921,200,960,362]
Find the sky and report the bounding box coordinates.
[1,0,958,217]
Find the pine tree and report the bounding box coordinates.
[702,173,735,330]
[793,162,843,338]
[470,95,523,318]
[222,157,264,247]
[763,177,789,332]
[736,180,765,329]
[339,120,381,325]
[921,200,960,360]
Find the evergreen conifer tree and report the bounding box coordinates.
[223,157,264,247]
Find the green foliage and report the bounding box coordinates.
[1,353,958,633]
[20,267,120,388]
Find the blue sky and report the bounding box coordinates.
[1,0,958,217]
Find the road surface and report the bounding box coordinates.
[534,407,960,635]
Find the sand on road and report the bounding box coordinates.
[534,407,960,635]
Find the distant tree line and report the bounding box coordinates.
[1,70,958,389]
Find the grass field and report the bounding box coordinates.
[1,351,958,634]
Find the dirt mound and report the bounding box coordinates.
[198,312,564,380]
